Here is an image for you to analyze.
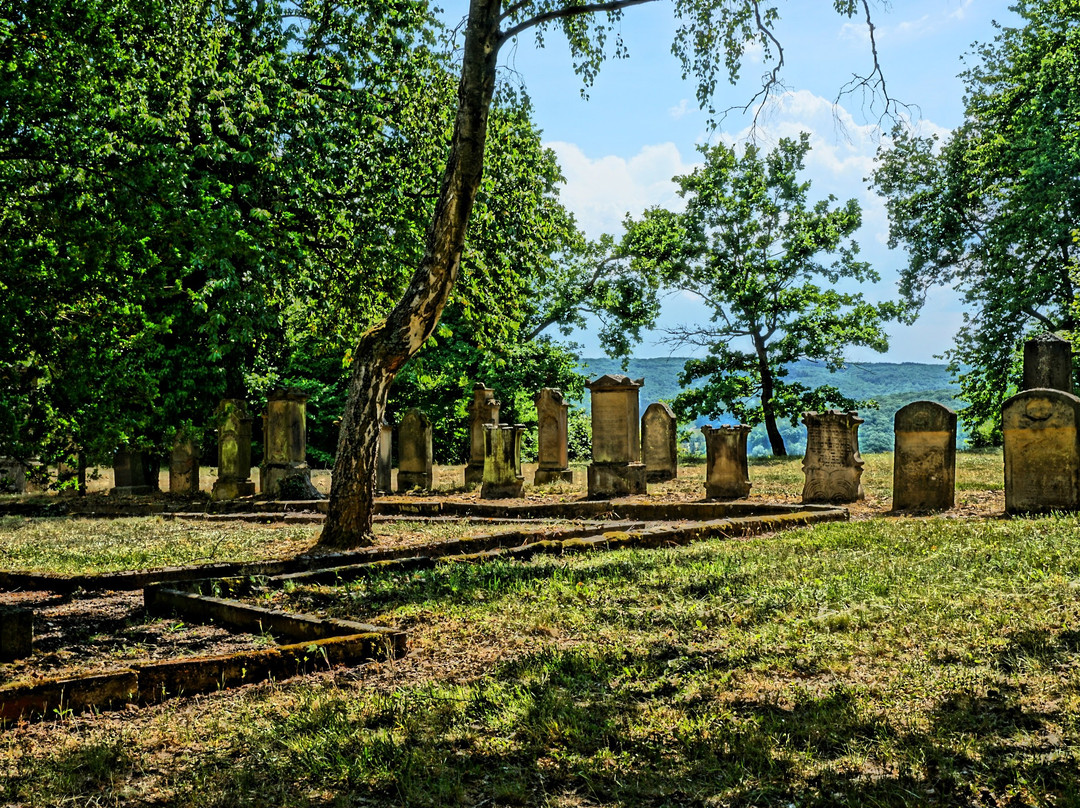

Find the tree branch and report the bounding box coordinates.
[498,0,659,47]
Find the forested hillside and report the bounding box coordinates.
[578,357,966,454]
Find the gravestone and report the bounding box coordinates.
[481,424,526,498]
[641,402,678,482]
[169,434,200,495]
[113,449,158,496]
[892,401,956,511]
[702,424,752,499]
[0,605,32,662]
[260,389,315,498]
[211,399,256,501]
[534,388,573,485]
[376,417,393,494]
[465,383,500,487]
[0,458,26,494]
[801,410,865,504]
[1023,333,1074,393]
[586,374,647,498]
[1003,388,1080,514]
[397,408,433,492]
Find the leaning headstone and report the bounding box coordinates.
[801,410,865,504]
[212,399,256,501]
[1003,388,1080,514]
[113,449,158,496]
[1023,333,1074,393]
[641,402,678,483]
[397,408,433,492]
[534,388,573,485]
[0,457,27,494]
[260,389,316,498]
[702,424,752,499]
[465,383,500,487]
[0,605,32,661]
[481,424,525,498]
[892,401,957,511]
[169,434,200,495]
[376,417,393,494]
[586,374,647,498]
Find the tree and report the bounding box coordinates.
[320,0,896,546]
[871,0,1080,442]
[625,134,904,456]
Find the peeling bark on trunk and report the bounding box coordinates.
[319,0,502,548]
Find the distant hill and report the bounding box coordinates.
[576,357,966,454]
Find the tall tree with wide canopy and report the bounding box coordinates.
[320,0,897,547]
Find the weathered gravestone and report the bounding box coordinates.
[169,434,200,495]
[113,449,158,496]
[376,417,393,494]
[211,399,256,501]
[801,410,865,504]
[261,389,318,499]
[1003,388,1080,514]
[586,374,647,498]
[892,401,957,511]
[0,605,32,662]
[1023,333,1074,393]
[641,402,678,483]
[397,408,433,492]
[534,388,573,485]
[465,383,500,487]
[482,424,525,498]
[0,457,27,494]
[702,424,752,499]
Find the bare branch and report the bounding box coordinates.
[498,0,659,47]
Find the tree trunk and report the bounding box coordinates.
[319,0,502,548]
[754,335,787,457]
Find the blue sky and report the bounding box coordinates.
[440,0,1021,363]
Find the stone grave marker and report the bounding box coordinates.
[641,402,678,482]
[113,449,158,496]
[377,417,393,494]
[169,434,200,495]
[534,388,573,485]
[702,424,752,499]
[481,423,525,498]
[0,457,27,494]
[212,399,256,501]
[892,401,956,511]
[586,374,646,498]
[465,383,500,487]
[1003,388,1080,514]
[801,410,865,504]
[260,389,317,498]
[1023,332,1074,393]
[397,408,433,492]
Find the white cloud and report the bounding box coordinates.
[668,98,691,120]
[840,0,975,45]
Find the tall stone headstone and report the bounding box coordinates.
[892,401,957,511]
[260,389,313,498]
[1023,333,1074,393]
[212,399,256,501]
[1003,388,1080,514]
[465,383,500,487]
[376,417,393,494]
[481,424,525,499]
[641,402,678,483]
[534,388,573,485]
[0,458,27,494]
[801,410,865,504]
[586,374,647,498]
[702,424,752,499]
[397,408,433,492]
[169,434,200,495]
[113,449,158,496]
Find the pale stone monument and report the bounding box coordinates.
[481,423,525,498]
[586,374,647,498]
[0,458,27,494]
[376,417,393,494]
[702,424,752,499]
[1023,333,1074,393]
[534,388,573,485]
[211,399,256,501]
[396,408,433,492]
[465,383,500,487]
[260,389,315,498]
[113,449,158,496]
[892,401,957,511]
[641,402,678,482]
[169,434,200,495]
[801,410,865,504]
[1003,388,1080,514]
